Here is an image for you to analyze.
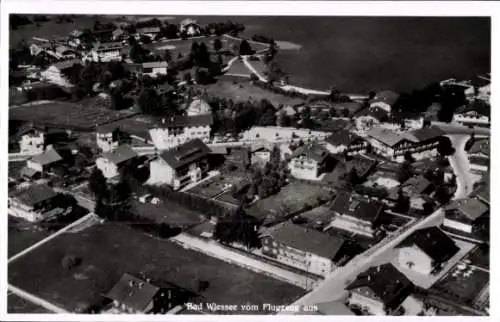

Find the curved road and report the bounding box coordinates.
[446,134,476,200]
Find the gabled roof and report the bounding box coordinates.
[51,59,82,71]
[267,222,346,260]
[30,148,63,166]
[11,184,58,206]
[291,143,329,163]
[450,198,489,221]
[142,61,168,69]
[329,191,384,223]
[370,90,400,107]
[398,227,459,264]
[159,139,210,170]
[406,126,444,142]
[156,114,214,128]
[326,129,363,147]
[105,273,160,312]
[366,127,407,147]
[468,139,489,157]
[20,166,40,178]
[101,145,137,165]
[401,175,432,196]
[346,263,413,310]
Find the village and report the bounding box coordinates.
[7,14,491,316]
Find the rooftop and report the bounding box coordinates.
[406,126,444,142]
[401,175,432,196]
[366,127,406,147]
[101,145,138,165]
[291,143,330,163]
[449,198,489,221]
[105,273,160,312]
[30,148,63,166]
[159,139,211,170]
[137,27,161,33]
[51,59,82,71]
[326,129,363,147]
[329,191,384,223]
[370,90,400,107]
[468,139,489,157]
[156,114,214,128]
[11,184,58,207]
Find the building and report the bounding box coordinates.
[104,273,181,314]
[328,192,384,237]
[346,263,413,315]
[136,27,161,39]
[95,145,138,179]
[142,61,168,77]
[112,28,127,41]
[27,147,63,173]
[179,19,201,36]
[19,127,45,154]
[149,114,213,151]
[186,98,211,116]
[29,42,52,56]
[396,227,459,275]
[366,126,444,162]
[48,45,77,60]
[96,125,121,152]
[325,129,368,155]
[261,222,347,277]
[289,143,330,180]
[467,139,489,173]
[148,139,210,190]
[8,184,67,222]
[354,107,389,132]
[251,144,272,166]
[40,59,83,86]
[443,198,489,235]
[88,42,124,62]
[369,90,400,113]
[400,175,433,197]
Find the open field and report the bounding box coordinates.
[7,293,51,313]
[194,77,305,107]
[132,200,205,228]
[8,222,304,313]
[247,181,329,221]
[9,101,138,131]
[8,217,51,258]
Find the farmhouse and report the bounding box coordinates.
[40,59,83,86]
[261,222,347,277]
[369,90,400,113]
[179,19,201,36]
[136,27,161,39]
[325,129,368,155]
[148,139,211,190]
[328,191,384,237]
[95,145,138,179]
[289,143,330,180]
[88,42,124,62]
[142,61,168,77]
[467,139,489,173]
[27,147,63,173]
[396,227,459,276]
[186,98,212,116]
[443,198,489,235]
[19,127,45,154]
[346,263,414,316]
[96,125,120,152]
[8,184,68,222]
[149,114,213,150]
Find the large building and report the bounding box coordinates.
[443,198,489,235]
[142,61,168,77]
[325,129,368,155]
[396,227,459,275]
[19,127,45,154]
[87,42,124,62]
[346,263,414,315]
[289,143,330,180]
[95,145,138,179]
[148,139,211,190]
[8,184,68,222]
[149,114,213,151]
[261,222,347,277]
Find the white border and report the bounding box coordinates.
[1,1,498,321]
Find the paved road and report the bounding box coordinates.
[447,134,475,199]
[280,208,445,314]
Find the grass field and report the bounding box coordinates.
[132,200,205,228]
[8,216,51,258]
[8,222,304,313]
[9,101,138,131]
[194,78,304,107]
[7,293,51,313]
[189,173,248,199]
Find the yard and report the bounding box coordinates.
[247,181,331,222]
[8,216,51,258]
[8,222,304,313]
[188,173,249,199]
[8,293,51,313]
[132,199,205,228]
[465,245,489,270]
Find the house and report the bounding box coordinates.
[149,114,213,151]
[346,263,413,315]
[369,90,400,113]
[29,42,52,56]
[328,192,384,237]
[251,144,272,166]
[96,125,120,152]
[261,222,347,277]
[472,182,489,206]
[8,184,68,222]
[179,19,201,36]
[354,107,389,132]
[40,59,83,86]
[467,139,489,173]
[396,227,459,275]
[142,61,168,77]
[325,129,368,155]
[136,27,161,39]
[224,147,251,170]
[148,139,210,190]
[95,145,138,179]
[443,198,489,235]
[400,175,433,197]
[104,273,182,314]
[19,127,45,154]
[27,147,63,173]
[289,143,330,180]
[88,42,124,62]
[186,98,211,116]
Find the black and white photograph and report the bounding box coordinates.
[2,1,495,318]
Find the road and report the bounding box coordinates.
[446,134,475,199]
[434,121,490,137]
[280,208,445,314]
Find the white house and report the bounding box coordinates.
[453,110,490,127]
[149,114,213,151]
[369,90,400,113]
[289,143,330,181]
[19,128,45,154]
[467,139,489,173]
[40,59,83,87]
[148,139,210,190]
[142,61,168,77]
[87,42,124,62]
[95,145,138,179]
[396,227,459,276]
[325,129,368,155]
[136,27,161,39]
[186,98,211,116]
[8,184,67,222]
[179,19,201,36]
[443,198,489,234]
[96,125,120,152]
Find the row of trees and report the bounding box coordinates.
[248,146,289,200]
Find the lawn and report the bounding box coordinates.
[8,217,51,258]
[194,78,305,107]
[466,245,489,270]
[8,161,25,180]
[225,59,251,76]
[9,101,138,131]
[97,115,157,139]
[8,222,304,313]
[432,268,490,305]
[247,181,330,222]
[7,294,51,313]
[188,173,248,199]
[132,200,205,228]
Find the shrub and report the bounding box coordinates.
[61,255,81,270]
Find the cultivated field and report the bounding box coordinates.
[8,222,304,313]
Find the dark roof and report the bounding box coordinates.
[406,126,444,142]
[96,123,119,134]
[95,42,123,50]
[20,166,40,178]
[451,198,489,221]
[159,139,211,170]
[468,139,489,156]
[366,127,406,147]
[292,143,329,163]
[267,222,346,260]
[370,90,400,107]
[401,175,432,196]
[30,148,63,166]
[468,156,489,167]
[344,156,378,178]
[346,263,413,310]
[12,184,58,206]
[326,129,363,147]
[105,273,160,312]
[329,191,384,223]
[156,114,214,128]
[142,61,168,69]
[398,227,459,264]
[473,183,489,205]
[101,145,138,165]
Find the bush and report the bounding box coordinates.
[61,255,81,270]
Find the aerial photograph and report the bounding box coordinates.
[7,14,490,316]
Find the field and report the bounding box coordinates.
[465,245,489,270]
[8,216,51,258]
[194,77,305,107]
[8,222,303,313]
[97,115,157,139]
[189,173,248,199]
[247,181,329,221]
[225,59,251,76]
[132,200,205,228]
[8,293,51,313]
[432,267,489,305]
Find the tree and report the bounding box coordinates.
[239,40,254,56]
[61,255,81,270]
[397,162,413,183]
[435,186,451,204]
[437,136,455,156]
[163,49,172,63]
[89,168,108,199]
[213,38,222,52]
[393,190,410,213]
[213,205,261,249]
